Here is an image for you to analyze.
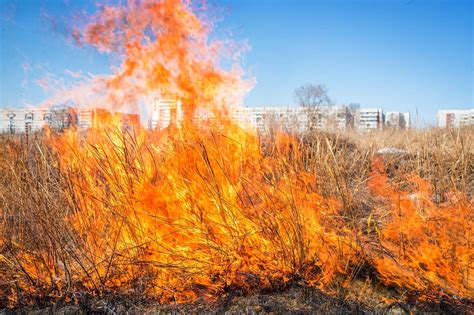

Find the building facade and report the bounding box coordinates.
[437,109,474,128]
[74,108,140,129]
[233,106,305,133]
[0,108,70,134]
[0,107,139,134]
[148,98,182,130]
[3,103,420,134]
[232,105,352,134]
[144,99,414,133]
[354,108,384,132]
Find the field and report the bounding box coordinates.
[1,123,472,313]
[1,0,473,312]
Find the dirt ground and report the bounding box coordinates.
[3,286,472,315]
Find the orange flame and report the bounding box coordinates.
[66,0,252,117]
[1,0,472,306]
[369,158,473,298]
[43,120,359,302]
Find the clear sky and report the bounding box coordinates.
[0,0,472,126]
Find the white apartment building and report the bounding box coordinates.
[4,104,418,135]
[148,98,183,130]
[75,108,140,129]
[354,108,384,132]
[233,106,304,133]
[385,111,410,129]
[402,112,410,129]
[437,109,474,128]
[232,106,351,134]
[0,108,57,134]
[319,106,352,131]
[77,109,93,129]
[0,107,139,134]
[146,98,354,134]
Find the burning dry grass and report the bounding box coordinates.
[0,124,472,311]
[1,0,473,311]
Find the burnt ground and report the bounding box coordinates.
[2,286,473,315]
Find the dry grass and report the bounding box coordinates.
[0,125,472,311]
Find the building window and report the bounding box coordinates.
[44,113,52,123]
[25,122,33,133]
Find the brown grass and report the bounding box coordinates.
[0,126,472,310]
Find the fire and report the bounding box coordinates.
[369,158,473,298]
[42,120,359,302]
[1,0,472,308]
[70,0,251,118]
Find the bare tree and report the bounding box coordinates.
[294,83,332,108]
[294,83,332,132]
[348,102,360,111]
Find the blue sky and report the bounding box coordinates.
[0,0,472,126]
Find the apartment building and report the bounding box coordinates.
[3,103,419,135]
[0,107,139,133]
[148,98,183,130]
[145,97,378,134]
[0,108,69,134]
[232,105,352,134]
[437,109,474,128]
[319,106,352,131]
[145,98,356,134]
[75,108,140,129]
[354,108,384,131]
[233,106,303,133]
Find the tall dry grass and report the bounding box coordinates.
[0,125,472,308]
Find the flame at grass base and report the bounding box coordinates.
[0,0,472,307]
[369,158,473,298]
[1,118,472,306]
[43,118,359,302]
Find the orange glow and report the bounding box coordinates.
[43,120,360,302]
[2,0,472,306]
[369,158,473,298]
